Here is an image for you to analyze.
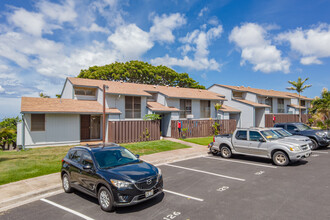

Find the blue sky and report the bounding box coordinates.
[0,0,330,119]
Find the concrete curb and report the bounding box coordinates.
[0,139,208,212]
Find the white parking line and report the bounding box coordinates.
[163,189,204,202]
[40,198,94,220]
[202,156,277,168]
[314,151,328,154]
[164,164,245,181]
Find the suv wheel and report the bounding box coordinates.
[220,146,232,158]
[62,174,72,193]
[98,186,114,212]
[310,139,319,150]
[273,151,289,166]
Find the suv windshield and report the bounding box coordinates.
[93,148,139,169]
[261,130,281,140]
[273,129,293,137]
[296,124,311,131]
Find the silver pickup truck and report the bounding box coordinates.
[210,128,312,166]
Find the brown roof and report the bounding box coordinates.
[288,104,307,109]
[68,77,226,101]
[217,84,312,100]
[233,98,270,108]
[219,105,241,113]
[147,102,180,112]
[21,97,121,114]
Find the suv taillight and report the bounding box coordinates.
[213,136,215,142]
[61,159,64,163]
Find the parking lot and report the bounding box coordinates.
[1,147,330,220]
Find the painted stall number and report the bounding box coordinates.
[217,186,229,192]
[311,154,319,157]
[255,171,265,175]
[163,211,181,220]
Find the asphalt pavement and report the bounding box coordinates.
[1,147,329,220]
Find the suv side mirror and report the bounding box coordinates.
[135,154,140,158]
[259,137,265,142]
[293,128,299,132]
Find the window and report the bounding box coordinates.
[71,150,82,163]
[233,91,243,99]
[277,98,284,113]
[249,131,263,141]
[275,124,285,128]
[125,96,141,119]
[265,97,273,113]
[74,87,96,96]
[31,114,45,131]
[180,99,192,118]
[200,100,210,118]
[287,125,297,132]
[81,152,94,167]
[235,130,247,140]
[300,100,306,106]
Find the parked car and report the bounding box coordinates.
[274,123,330,149]
[61,144,163,212]
[209,128,312,166]
[271,127,314,150]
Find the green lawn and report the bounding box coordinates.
[0,140,189,185]
[180,136,213,146]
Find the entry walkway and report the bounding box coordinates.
[0,138,208,212]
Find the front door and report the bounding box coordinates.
[247,131,268,156]
[80,115,90,140]
[90,116,101,139]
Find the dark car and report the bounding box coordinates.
[274,122,330,149]
[61,144,163,212]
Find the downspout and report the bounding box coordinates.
[21,113,25,150]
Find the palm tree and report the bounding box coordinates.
[287,77,312,122]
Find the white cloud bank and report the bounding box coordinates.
[277,23,330,65]
[229,23,290,73]
[151,25,223,71]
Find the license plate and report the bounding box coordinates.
[145,189,154,198]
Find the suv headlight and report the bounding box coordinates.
[110,179,132,189]
[156,167,162,182]
[316,132,326,137]
[289,146,301,152]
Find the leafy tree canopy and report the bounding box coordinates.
[310,88,330,129]
[78,60,206,89]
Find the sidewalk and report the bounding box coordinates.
[0,138,208,212]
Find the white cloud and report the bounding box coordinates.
[151,25,223,71]
[229,23,290,73]
[91,0,126,27]
[8,8,45,36]
[108,24,154,59]
[277,23,330,65]
[149,13,186,43]
[198,7,208,17]
[0,85,4,93]
[208,17,219,26]
[81,23,110,33]
[37,0,77,24]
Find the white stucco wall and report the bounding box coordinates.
[244,92,257,102]
[157,93,167,106]
[106,94,125,119]
[61,80,73,99]
[23,113,80,147]
[192,100,200,119]
[255,108,265,127]
[208,85,233,101]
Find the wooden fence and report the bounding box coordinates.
[108,120,160,143]
[171,119,236,139]
[265,114,311,127]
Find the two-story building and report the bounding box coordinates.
[18,77,226,147]
[208,84,312,128]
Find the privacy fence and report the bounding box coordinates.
[265,114,312,127]
[108,120,160,143]
[171,119,237,139]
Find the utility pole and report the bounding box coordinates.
[102,84,108,144]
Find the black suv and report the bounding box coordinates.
[61,144,163,212]
[274,122,330,149]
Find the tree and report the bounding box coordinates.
[77,60,206,89]
[0,117,20,150]
[39,92,50,98]
[309,88,330,129]
[287,77,312,122]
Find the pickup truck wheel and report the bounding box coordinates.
[310,139,319,150]
[220,146,232,158]
[272,151,289,166]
